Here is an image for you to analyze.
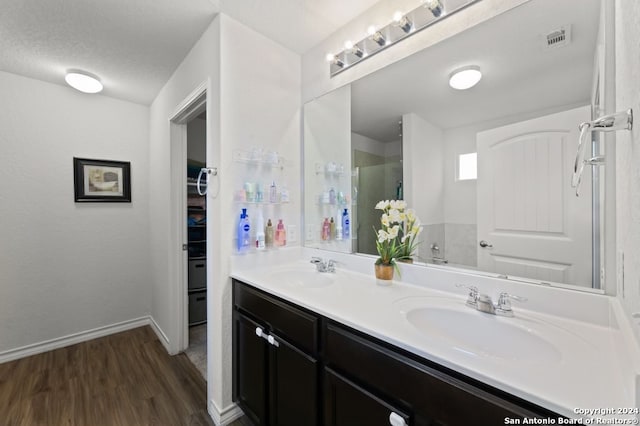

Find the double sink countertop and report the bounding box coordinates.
[230,253,639,421]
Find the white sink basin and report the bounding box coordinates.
[396,297,574,363]
[265,267,335,288]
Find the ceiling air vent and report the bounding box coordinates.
[545,26,571,48]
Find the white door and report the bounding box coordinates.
[477,106,592,287]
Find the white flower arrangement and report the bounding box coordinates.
[373,200,422,267]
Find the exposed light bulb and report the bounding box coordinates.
[325,53,344,68]
[449,66,482,90]
[367,25,377,36]
[344,40,354,50]
[393,11,403,22]
[422,0,444,17]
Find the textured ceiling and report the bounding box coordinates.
[0,0,218,105]
[0,0,383,105]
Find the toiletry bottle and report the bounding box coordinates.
[255,182,263,203]
[321,218,330,241]
[329,187,336,204]
[269,181,277,203]
[255,210,265,250]
[265,219,274,248]
[275,219,286,246]
[342,208,350,239]
[330,217,336,240]
[336,220,343,241]
[237,208,251,252]
[280,185,290,203]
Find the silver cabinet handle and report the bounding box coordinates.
[267,335,279,347]
[479,240,493,248]
[255,327,263,338]
[389,412,407,426]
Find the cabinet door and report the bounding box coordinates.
[234,313,269,426]
[269,334,319,426]
[324,368,411,426]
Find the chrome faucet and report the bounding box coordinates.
[456,284,526,317]
[310,257,337,273]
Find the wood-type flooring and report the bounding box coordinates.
[0,326,218,426]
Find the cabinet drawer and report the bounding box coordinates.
[188,259,207,289]
[324,367,411,426]
[325,322,547,425]
[189,290,207,324]
[233,280,319,355]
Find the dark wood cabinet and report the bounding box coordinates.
[324,367,411,426]
[233,280,320,426]
[232,280,560,426]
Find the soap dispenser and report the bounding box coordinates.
[255,210,265,251]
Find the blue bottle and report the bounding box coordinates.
[237,208,251,252]
[341,208,350,239]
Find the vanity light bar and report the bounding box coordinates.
[327,0,481,77]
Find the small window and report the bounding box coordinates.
[457,152,477,181]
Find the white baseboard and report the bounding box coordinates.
[208,399,244,426]
[148,315,171,353]
[0,316,156,364]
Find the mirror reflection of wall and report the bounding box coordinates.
[303,85,352,253]
[304,0,611,291]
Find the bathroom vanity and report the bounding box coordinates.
[233,279,558,425]
[231,257,636,426]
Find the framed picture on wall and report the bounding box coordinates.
[73,157,131,202]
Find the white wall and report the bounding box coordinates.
[615,0,640,342]
[149,14,223,413]
[0,70,151,355]
[303,85,351,251]
[402,113,444,225]
[149,12,301,418]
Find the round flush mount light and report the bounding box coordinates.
[64,71,103,94]
[449,66,482,90]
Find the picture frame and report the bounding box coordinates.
[73,157,131,202]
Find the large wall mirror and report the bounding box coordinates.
[303,0,613,291]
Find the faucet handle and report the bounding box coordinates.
[455,284,479,307]
[310,257,323,264]
[496,292,527,316]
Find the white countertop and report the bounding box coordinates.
[231,254,639,421]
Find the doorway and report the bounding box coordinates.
[168,83,209,381]
[184,110,208,380]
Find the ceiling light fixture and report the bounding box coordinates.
[367,26,386,47]
[344,40,364,58]
[325,53,344,68]
[393,11,413,33]
[449,66,482,90]
[422,0,445,17]
[326,0,480,77]
[64,71,103,94]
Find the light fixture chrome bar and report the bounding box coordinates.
[328,0,481,77]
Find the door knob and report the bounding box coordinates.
[479,240,493,248]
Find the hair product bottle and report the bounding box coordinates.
[275,219,287,246]
[265,219,274,248]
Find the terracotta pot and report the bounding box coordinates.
[374,263,394,286]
